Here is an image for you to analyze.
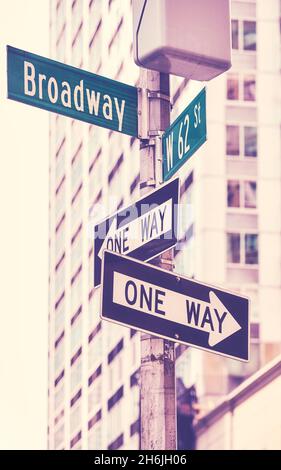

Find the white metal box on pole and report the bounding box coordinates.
[132,0,232,81]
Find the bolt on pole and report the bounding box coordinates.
[139,68,177,450]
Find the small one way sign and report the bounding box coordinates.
[101,251,249,362]
[94,178,179,287]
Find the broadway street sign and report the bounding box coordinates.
[7,45,138,136]
[163,88,207,181]
[94,178,179,287]
[101,251,249,361]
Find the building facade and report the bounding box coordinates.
[196,355,281,449]
[48,0,281,450]
[173,0,281,417]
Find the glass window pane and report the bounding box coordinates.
[244,75,256,101]
[245,234,258,264]
[231,20,239,49]
[227,180,240,207]
[227,75,239,100]
[244,181,257,208]
[227,233,240,263]
[226,125,240,156]
[244,126,257,157]
[243,21,256,51]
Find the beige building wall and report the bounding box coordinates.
[174,0,281,412]
[196,355,281,449]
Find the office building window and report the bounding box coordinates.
[55,335,65,374]
[55,179,66,226]
[55,137,65,183]
[108,153,124,184]
[245,234,258,264]
[88,410,102,450]
[108,433,123,450]
[71,265,83,314]
[70,430,82,449]
[227,73,256,101]
[108,18,123,56]
[130,377,140,425]
[71,355,82,393]
[54,383,64,410]
[54,408,64,427]
[130,173,140,195]
[231,19,256,51]
[54,370,64,388]
[227,180,257,209]
[107,387,123,447]
[72,0,83,38]
[243,74,256,101]
[227,233,258,265]
[55,298,65,337]
[226,125,257,158]
[108,353,123,392]
[226,125,240,156]
[56,0,66,39]
[227,233,241,263]
[231,19,239,49]
[89,19,102,72]
[89,149,102,204]
[88,421,102,450]
[88,374,102,413]
[244,181,257,208]
[227,74,239,100]
[227,180,240,207]
[56,116,66,149]
[243,21,256,51]
[72,22,83,67]
[54,424,64,450]
[244,126,257,157]
[88,331,102,371]
[71,142,83,193]
[56,23,66,62]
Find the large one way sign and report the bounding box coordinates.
[94,178,179,287]
[101,251,249,361]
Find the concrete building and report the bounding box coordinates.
[48,0,281,450]
[196,355,281,449]
[48,0,141,450]
[173,0,281,417]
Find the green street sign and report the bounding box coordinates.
[163,88,207,181]
[7,46,138,137]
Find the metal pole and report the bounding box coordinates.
[139,68,177,450]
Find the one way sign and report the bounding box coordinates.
[94,178,179,287]
[101,251,249,361]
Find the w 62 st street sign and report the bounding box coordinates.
[101,251,249,362]
[7,46,138,136]
[163,88,207,181]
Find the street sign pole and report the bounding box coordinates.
[139,69,176,450]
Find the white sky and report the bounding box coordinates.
[0,1,49,449]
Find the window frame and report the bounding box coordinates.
[227,231,259,267]
[231,18,257,52]
[226,122,258,159]
[227,178,257,212]
[226,71,256,103]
